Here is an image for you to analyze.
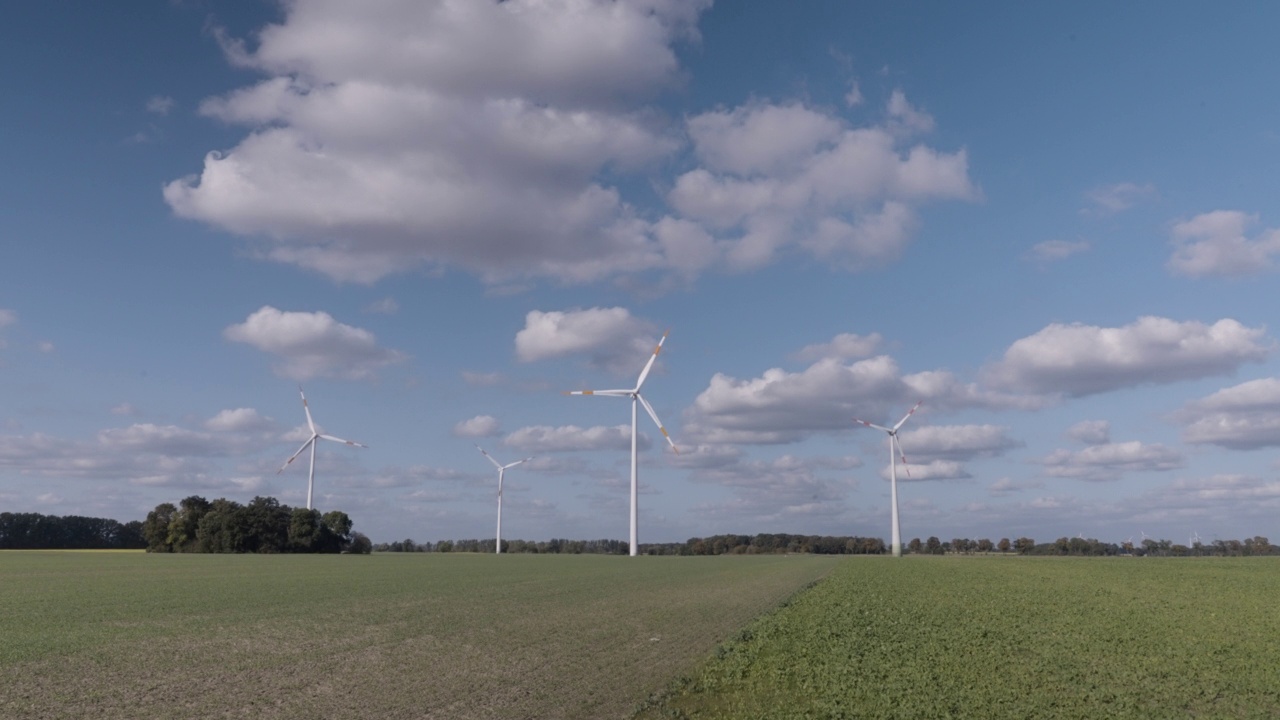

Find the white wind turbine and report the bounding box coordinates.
[475,445,533,555]
[855,401,923,558]
[565,330,678,557]
[277,386,367,510]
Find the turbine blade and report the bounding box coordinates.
[854,419,891,433]
[299,386,317,434]
[564,389,632,397]
[319,434,367,448]
[634,329,669,392]
[278,437,315,474]
[637,393,678,453]
[891,400,924,432]
[475,444,503,469]
[893,435,912,478]
[503,457,533,470]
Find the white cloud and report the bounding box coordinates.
[504,424,648,453]
[683,354,1039,447]
[1066,420,1111,445]
[364,297,399,315]
[985,316,1270,397]
[886,90,935,135]
[146,95,175,115]
[791,333,882,363]
[1084,182,1156,214]
[1179,377,1280,449]
[844,80,863,108]
[110,403,140,417]
[668,97,977,273]
[37,341,55,353]
[453,415,500,438]
[1026,239,1090,264]
[223,306,407,380]
[897,424,1022,461]
[1040,441,1184,482]
[166,0,711,285]
[1168,210,1280,278]
[988,477,1042,496]
[0,309,15,327]
[205,408,273,433]
[515,307,659,376]
[880,459,970,482]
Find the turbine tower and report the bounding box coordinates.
[475,445,532,554]
[565,330,678,556]
[855,401,923,558]
[277,386,367,510]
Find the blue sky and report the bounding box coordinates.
[4,1,1280,546]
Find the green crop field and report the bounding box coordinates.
[644,556,1280,720]
[0,551,839,720]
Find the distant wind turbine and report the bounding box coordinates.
[855,401,923,558]
[565,330,678,557]
[475,445,532,555]
[277,386,367,510]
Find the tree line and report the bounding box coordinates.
[376,533,1278,557]
[377,533,888,555]
[141,495,372,554]
[0,512,146,549]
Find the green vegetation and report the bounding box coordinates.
[142,495,366,554]
[0,551,838,719]
[645,557,1280,719]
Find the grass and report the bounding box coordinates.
[642,556,1280,720]
[0,551,840,720]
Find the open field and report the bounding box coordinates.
[0,551,839,719]
[645,556,1280,719]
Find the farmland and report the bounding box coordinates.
[645,556,1280,719]
[0,551,839,719]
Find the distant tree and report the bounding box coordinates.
[244,496,290,553]
[143,503,178,552]
[347,532,373,554]
[167,496,211,553]
[977,538,994,553]
[1013,537,1036,554]
[907,538,923,554]
[926,536,943,555]
[288,508,323,552]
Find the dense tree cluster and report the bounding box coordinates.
[142,495,370,554]
[0,512,145,549]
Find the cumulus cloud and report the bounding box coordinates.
[205,408,273,433]
[683,355,1043,446]
[791,332,882,363]
[1179,377,1280,449]
[880,459,970,482]
[1026,239,1090,264]
[1040,441,1184,482]
[897,424,1022,461]
[453,415,500,438]
[669,95,976,273]
[223,306,407,380]
[1066,420,1111,445]
[1167,210,1280,278]
[985,316,1269,397]
[515,307,660,376]
[1084,182,1156,215]
[504,424,648,453]
[165,0,710,285]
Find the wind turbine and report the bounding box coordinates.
[855,401,923,558]
[565,330,678,557]
[475,445,532,554]
[277,386,367,510]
